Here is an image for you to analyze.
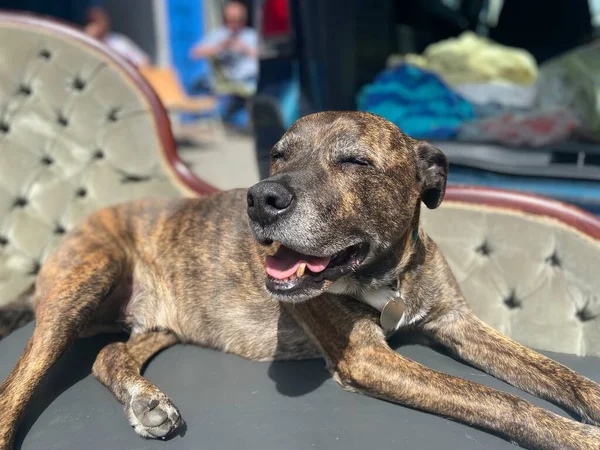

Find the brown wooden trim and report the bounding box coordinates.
[445,185,600,240]
[0,11,219,196]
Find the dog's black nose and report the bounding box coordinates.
[247,181,295,225]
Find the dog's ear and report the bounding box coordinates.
[414,142,448,209]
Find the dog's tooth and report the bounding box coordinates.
[297,263,306,277]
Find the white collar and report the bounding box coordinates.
[328,279,406,333]
[327,227,419,332]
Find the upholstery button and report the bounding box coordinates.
[504,291,521,309]
[576,307,598,322]
[546,251,561,267]
[94,150,104,159]
[0,122,10,134]
[73,77,86,91]
[476,241,491,256]
[107,107,121,122]
[13,197,28,208]
[0,236,7,246]
[41,156,54,165]
[54,224,66,235]
[29,261,41,275]
[39,49,52,59]
[57,113,69,127]
[76,188,87,198]
[123,174,151,183]
[18,84,32,96]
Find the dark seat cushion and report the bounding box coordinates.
[2,323,599,450]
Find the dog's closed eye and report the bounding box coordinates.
[338,156,372,168]
[270,149,286,161]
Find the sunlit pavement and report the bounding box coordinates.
[176,125,261,191]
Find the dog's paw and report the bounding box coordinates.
[126,393,182,439]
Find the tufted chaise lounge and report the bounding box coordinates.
[1,12,600,450]
[423,187,600,358]
[0,12,217,313]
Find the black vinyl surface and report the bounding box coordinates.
[1,323,599,450]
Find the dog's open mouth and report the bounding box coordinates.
[264,242,368,297]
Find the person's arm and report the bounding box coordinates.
[191,42,223,59]
[190,30,228,59]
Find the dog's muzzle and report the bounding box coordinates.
[246,178,369,301]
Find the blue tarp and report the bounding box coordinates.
[357,64,475,139]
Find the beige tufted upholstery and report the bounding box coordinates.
[0,13,216,308]
[421,191,600,358]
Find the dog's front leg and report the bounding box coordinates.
[425,310,600,426]
[287,296,600,450]
[92,330,182,439]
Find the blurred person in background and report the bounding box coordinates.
[190,0,258,94]
[84,6,150,67]
[0,0,149,68]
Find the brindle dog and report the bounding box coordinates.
[1,112,600,450]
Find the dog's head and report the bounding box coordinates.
[247,111,448,302]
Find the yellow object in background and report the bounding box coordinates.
[389,32,538,86]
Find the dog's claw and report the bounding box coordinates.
[127,393,181,439]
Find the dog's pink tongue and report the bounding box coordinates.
[265,246,331,279]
